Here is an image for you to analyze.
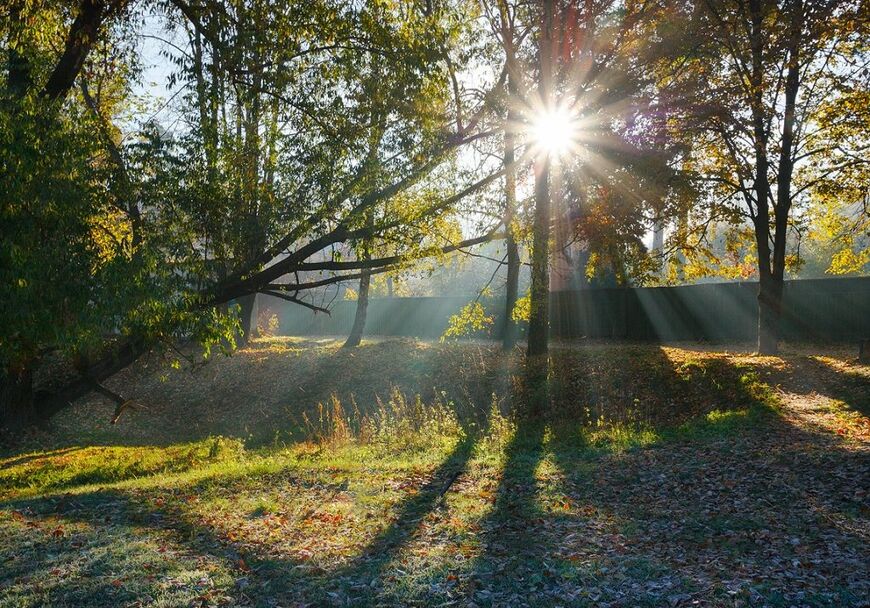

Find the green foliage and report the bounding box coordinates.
[1,0,483,401]
[440,301,494,341]
[0,100,117,367]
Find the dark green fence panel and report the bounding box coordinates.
[260,276,870,343]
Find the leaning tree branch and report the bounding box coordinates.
[264,265,398,293]
[260,230,505,298]
[218,129,497,294]
[294,231,503,273]
[35,338,145,421]
[212,157,514,304]
[260,291,331,315]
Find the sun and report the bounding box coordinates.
[530,105,579,159]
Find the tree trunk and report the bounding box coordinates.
[757,272,782,355]
[748,0,777,355]
[0,363,36,431]
[503,235,520,350]
[528,160,551,358]
[344,209,375,349]
[525,0,555,415]
[344,271,371,348]
[498,2,521,351]
[236,293,258,346]
[501,93,520,350]
[41,0,121,103]
[527,0,554,360]
[759,1,801,357]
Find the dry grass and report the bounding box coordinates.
[36,336,818,448]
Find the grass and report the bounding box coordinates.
[1,338,867,607]
[0,438,246,500]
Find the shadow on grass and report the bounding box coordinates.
[461,347,869,606]
[0,438,245,499]
[1,439,478,606]
[3,345,868,606]
[797,356,870,418]
[308,430,481,604]
[469,418,550,603]
[545,425,867,605]
[0,511,223,607]
[1,388,497,606]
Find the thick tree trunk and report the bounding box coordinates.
[757,272,783,355]
[525,0,555,415]
[0,364,36,430]
[747,0,778,355]
[236,293,258,346]
[528,156,550,358]
[344,271,371,348]
[527,0,553,360]
[758,2,800,357]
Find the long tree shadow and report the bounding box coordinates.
[310,430,481,604]
[1,437,480,606]
[460,346,869,606]
[542,349,870,606]
[468,417,550,604]
[1,387,495,607]
[310,350,523,604]
[791,355,870,417]
[4,346,868,606]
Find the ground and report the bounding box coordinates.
[1,338,868,607]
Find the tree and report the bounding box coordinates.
[668,0,868,353]
[526,0,554,360]
[1,0,509,428]
[519,0,667,358]
[487,0,526,350]
[1,0,145,428]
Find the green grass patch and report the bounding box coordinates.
[0,437,245,500]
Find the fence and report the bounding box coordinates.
[258,276,870,343]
